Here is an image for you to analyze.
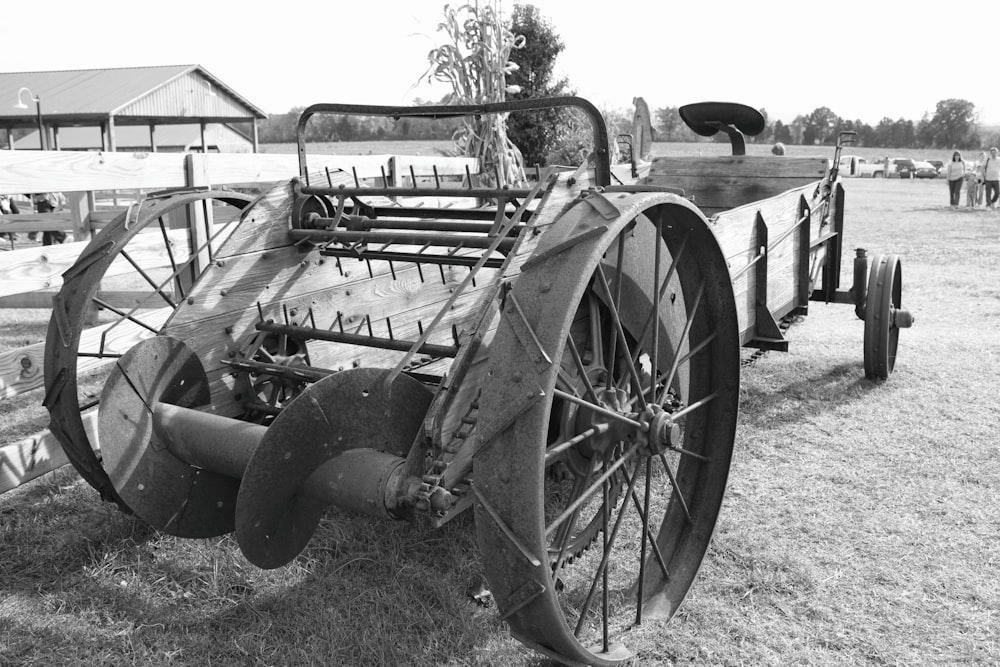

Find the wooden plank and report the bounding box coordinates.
[0,411,98,494]
[0,307,171,401]
[714,183,825,341]
[0,229,192,299]
[0,212,74,232]
[0,150,188,195]
[201,152,394,186]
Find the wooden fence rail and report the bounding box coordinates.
[0,148,480,495]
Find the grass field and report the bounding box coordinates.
[2,175,999,665]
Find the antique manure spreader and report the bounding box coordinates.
[44,97,911,665]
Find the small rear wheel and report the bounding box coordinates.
[863,253,911,379]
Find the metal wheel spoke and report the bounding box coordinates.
[649,215,663,399]
[618,465,671,581]
[565,334,601,404]
[545,423,610,464]
[595,266,647,408]
[545,443,639,540]
[605,240,626,391]
[655,280,705,405]
[119,249,177,308]
[636,457,654,623]
[601,470,610,652]
[90,297,162,335]
[550,472,591,570]
[552,389,643,430]
[658,453,692,524]
[573,457,644,637]
[653,332,716,405]
[628,231,689,368]
[157,216,182,298]
[667,391,719,422]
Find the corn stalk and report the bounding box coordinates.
[422,2,527,186]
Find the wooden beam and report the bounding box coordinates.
[0,306,171,401]
[0,411,98,494]
[0,229,191,299]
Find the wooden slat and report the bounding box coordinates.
[0,150,188,195]
[0,307,171,400]
[0,411,97,494]
[0,229,192,299]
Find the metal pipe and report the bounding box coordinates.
[150,401,409,519]
[320,216,526,235]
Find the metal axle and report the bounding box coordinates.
[151,401,414,519]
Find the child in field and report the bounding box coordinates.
[964,169,980,207]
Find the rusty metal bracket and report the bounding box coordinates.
[503,290,552,373]
[472,484,542,570]
[472,385,545,456]
[580,190,620,220]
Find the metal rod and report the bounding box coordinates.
[552,388,644,430]
[302,185,534,199]
[257,321,458,358]
[319,216,527,234]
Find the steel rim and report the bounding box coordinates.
[475,201,739,665]
[43,191,254,506]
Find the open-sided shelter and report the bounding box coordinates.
[0,65,266,152]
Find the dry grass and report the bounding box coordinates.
[2,177,998,666]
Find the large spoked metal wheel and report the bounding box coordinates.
[44,190,254,507]
[863,253,911,380]
[474,196,741,666]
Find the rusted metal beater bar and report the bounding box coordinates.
[255,321,459,358]
[314,216,528,235]
[287,228,517,252]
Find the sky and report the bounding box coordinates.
[5,0,1000,126]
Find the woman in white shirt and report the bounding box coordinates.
[945,151,966,208]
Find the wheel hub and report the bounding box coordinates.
[638,404,680,457]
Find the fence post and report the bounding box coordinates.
[67,191,94,243]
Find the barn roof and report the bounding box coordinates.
[0,65,266,128]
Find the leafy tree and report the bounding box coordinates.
[506,4,577,167]
[924,98,978,149]
[802,107,841,145]
[773,120,792,144]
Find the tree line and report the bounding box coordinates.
[260,4,997,155]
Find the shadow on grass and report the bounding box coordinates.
[0,480,536,666]
[739,361,882,429]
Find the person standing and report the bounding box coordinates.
[31,192,68,245]
[974,151,987,206]
[0,194,19,246]
[945,151,966,207]
[984,147,1000,209]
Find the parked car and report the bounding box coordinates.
[891,158,917,179]
[914,161,939,179]
[926,159,945,175]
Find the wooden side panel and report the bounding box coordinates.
[0,230,192,299]
[644,156,827,215]
[0,308,171,401]
[713,183,821,341]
